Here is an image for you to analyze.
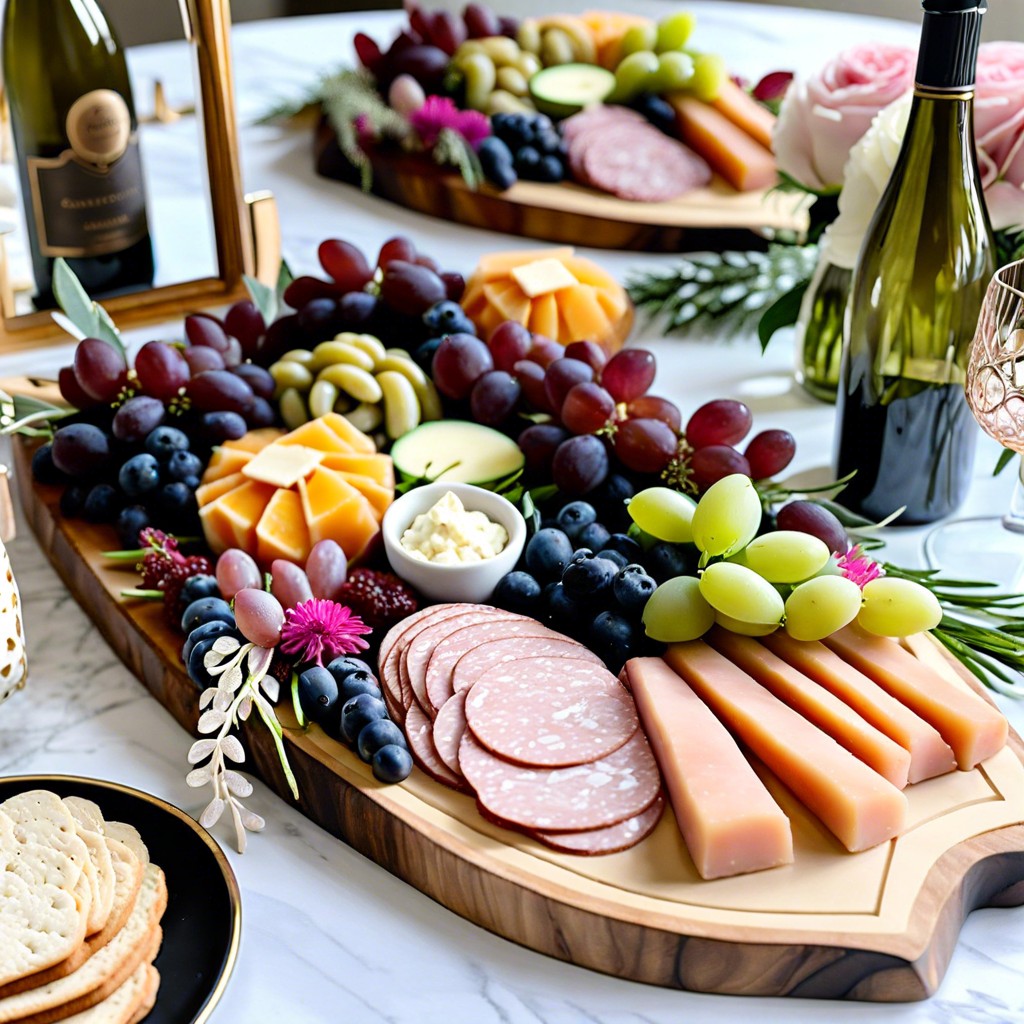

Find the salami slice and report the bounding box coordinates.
[581,131,711,202]
[432,689,469,778]
[452,635,603,697]
[464,657,638,767]
[459,730,661,831]
[379,603,459,671]
[562,105,644,145]
[534,794,665,855]
[379,652,406,724]
[426,619,569,712]
[405,700,465,790]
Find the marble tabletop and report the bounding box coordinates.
[2,5,1024,1022]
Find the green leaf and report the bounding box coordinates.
[993,447,1016,477]
[244,274,278,325]
[772,170,842,200]
[51,259,125,360]
[758,279,810,352]
[0,391,73,436]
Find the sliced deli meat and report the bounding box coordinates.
[707,629,912,790]
[451,635,602,698]
[459,730,661,832]
[760,631,956,784]
[578,131,712,202]
[534,794,665,856]
[404,700,465,791]
[432,690,469,777]
[664,641,908,853]
[464,657,638,768]
[822,624,1008,771]
[624,658,793,879]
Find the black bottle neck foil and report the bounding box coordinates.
[916,0,987,91]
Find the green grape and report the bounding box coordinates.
[627,487,696,543]
[783,576,863,642]
[609,50,659,103]
[743,531,830,584]
[620,23,657,57]
[857,578,942,637]
[655,12,697,52]
[686,51,728,101]
[699,562,784,625]
[690,474,761,557]
[652,51,695,93]
[642,576,714,642]
[715,611,780,637]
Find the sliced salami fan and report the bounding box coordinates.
[452,635,603,697]
[433,689,469,778]
[459,730,661,832]
[379,603,459,671]
[464,658,638,767]
[379,653,406,724]
[534,794,665,856]
[405,700,465,791]
[579,131,711,202]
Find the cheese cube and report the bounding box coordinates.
[510,258,579,299]
[242,444,324,488]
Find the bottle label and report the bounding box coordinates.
[26,89,148,258]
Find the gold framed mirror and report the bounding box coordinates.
[0,0,278,353]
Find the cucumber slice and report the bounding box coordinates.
[528,63,616,119]
[390,421,525,486]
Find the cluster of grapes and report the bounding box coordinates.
[479,114,569,190]
[355,2,517,93]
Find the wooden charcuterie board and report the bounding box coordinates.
[14,435,1024,1003]
[313,119,809,253]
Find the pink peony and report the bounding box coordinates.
[975,42,1024,231]
[409,95,490,150]
[279,599,371,667]
[837,546,884,590]
[773,43,917,191]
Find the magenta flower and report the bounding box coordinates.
[837,545,884,589]
[409,95,490,149]
[279,599,372,666]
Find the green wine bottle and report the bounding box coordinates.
[833,0,994,525]
[2,0,154,308]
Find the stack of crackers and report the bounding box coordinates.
[0,790,166,1024]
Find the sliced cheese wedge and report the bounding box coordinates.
[664,641,908,853]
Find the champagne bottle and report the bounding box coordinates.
[2,0,154,308]
[833,0,994,525]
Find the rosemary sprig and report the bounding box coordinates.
[431,126,483,190]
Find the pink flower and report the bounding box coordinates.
[410,95,490,149]
[773,43,916,191]
[279,599,371,666]
[837,546,884,590]
[975,42,1024,231]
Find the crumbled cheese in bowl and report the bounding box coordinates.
[400,490,509,565]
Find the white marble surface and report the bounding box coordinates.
[2,5,1024,1022]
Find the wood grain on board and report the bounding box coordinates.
[12,436,1024,1002]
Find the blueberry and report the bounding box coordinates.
[413,337,445,375]
[31,443,67,485]
[183,474,202,490]
[556,501,598,541]
[372,743,413,783]
[477,136,517,190]
[569,547,593,564]
[157,481,197,517]
[494,112,531,148]
[645,541,698,583]
[144,426,190,460]
[118,453,161,498]
[562,556,619,599]
[596,548,629,570]
[297,666,341,732]
[592,474,635,530]
[534,128,562,156]
[182,619,237,665]
[326,656,374,684]
[116,504,151,548]
[491,571,542,615]
[515,145,541,175]
[341,693,388,744]
[578,521,610,552]
[341,672,383,703]
[631,92,677,135]
[82,483,121,523]
[357,718,406,762]
[59,485,88,519]
[544,582,587,632]
[589,611,640,673]
[524,528,574,582]
[165,450,204,483]
[424,300,472,333]
[612,564,657,617]
[181,574,220,606]
[534,155,565,183]
[604,532,643,562]
[181,596,235,634]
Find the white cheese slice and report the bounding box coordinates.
[510,257,579,299]
[242,444,324,488]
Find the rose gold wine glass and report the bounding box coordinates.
[925,258,1024,587]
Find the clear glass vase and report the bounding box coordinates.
[794,255,853,404]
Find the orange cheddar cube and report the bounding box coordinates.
[210,480,275,553]
[256,488,310,565]
[319,452,395,488]
[195,471,248,508]
[204,446,254,482]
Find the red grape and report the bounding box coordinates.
[407,3,431,42]
[561,382,615,434]
[470,370,521,426]
[230,364,275,401]
[564,340,607,374]
[626,395,681,433]
[377,236,417,268]
[200,411,248,443]
[297,297,344,338]
[528,337,563,369]
[775,501,849,554]
[428,10,466,54]
[353,31,383,71]
[463,2,500,38]
[51,423,111,476]
[497,14,518,36]
[185,313,231,354]
[441,271,465,301]
[552,434,609,495]
[224,300,266,359]
[380,260,447,316]
[337,291,378,329]
[306,539,347,600]
[283,275,339,309]
[517,423,569,475]
[613,417,678,474]
[318,239,373,292]
[432,333,493,399]
[543,358,594,411]
[73,337,128,402]
[488,321,532,371]
[255,313,303,366]
[246,396,277,429]
[601,349,656,402]
[512,359,550,412]
[135,341,190,402]
[185,370,255,415]
[112,396,165,443]
[58,366,98,410]
[744,429,797,480]
[413,253,441,273]
[685,398,753,450]
[183,346,225,375]
[688,445,751,492]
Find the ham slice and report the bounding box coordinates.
[706,629,912,789]
[624,657,792,879]
[664,641,908,852]
[761,631,956,783]
[822,624,1008,771]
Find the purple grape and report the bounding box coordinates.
[306,540,347,600]
[216,549,262,600]
[185,370,254,414]
[200,411,248,444]
[271,559,314,610]
[112,396,166,443]
[50,423,111,477]
[224,300,266,359]
[229,364,275,400]
[552,435,609,495]
[775,500,850,555]
[234,589,285,647]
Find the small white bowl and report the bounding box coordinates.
[381,482,527,605]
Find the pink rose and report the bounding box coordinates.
[975,42,1024,231]
[773,43,917,191]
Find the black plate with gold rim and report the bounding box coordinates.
[0,775,240,1024]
